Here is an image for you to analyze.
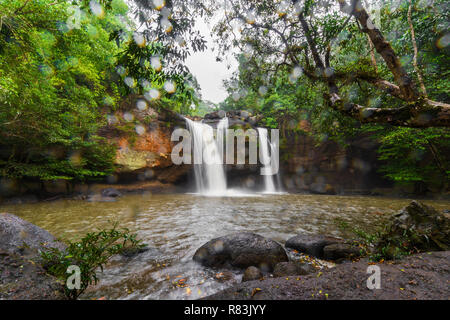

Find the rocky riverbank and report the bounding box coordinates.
[194,201,450,300]
[205,251,450,300]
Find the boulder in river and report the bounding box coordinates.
[376,200,450,259]
[285,234,342,258]
[193,232,288,271]
[0,214,67,299]
[101,188,122,198]
[0,213,66,258]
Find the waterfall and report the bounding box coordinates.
[185,117,228,195]
[257,127,278,193]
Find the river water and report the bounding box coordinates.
[1,193,448,300]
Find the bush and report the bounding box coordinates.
[40,223,145,300]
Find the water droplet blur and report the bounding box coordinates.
[89,0,104,18]
[135,125,146,135]
[163,81,176,93]
[124,112,134,122]
[258,86,267,96]
[152,0,165,10]
[107,114,119,125]
[124,77,135,88]
[150,56,162,71]
[160,18,173,33]
[136,99,147,111]
[436,33,450,49]
[116,65,126,76]
[133,32,146,47]
[246,11,255,24]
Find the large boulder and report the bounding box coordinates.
[0,213,65,258]
[193,232,288,271]
[376,201,450,259]
[0,214,67,300]
[285,234,342,258]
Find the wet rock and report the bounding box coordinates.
[0,213,66,258]
[101,188,122,198]
[273,261,315,277]
[0,250,66,300]
[242,266,263,282]
[376,201,450,259]
[193,232,288,271]
[285,234,342,258]
[323,243,361,261]
[215,270,234,283]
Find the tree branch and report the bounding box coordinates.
[408,1,428,97]
[341,0,418,101]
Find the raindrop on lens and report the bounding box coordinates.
[136,99,147,111]
[148,88,161,100]
[133,32,146,47]
[161,18,173,33]
[89,0,104,18]
[258,86,268,96]
[163,81,176,93]
[150,56,162,71]
[152,0,165,10]
[124,77,135,87]
[116,65,126,76]
[436,33,450,49]
[124,112,134,122]
[246,11,255,24]
[135,125,146,135]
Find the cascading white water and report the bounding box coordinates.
[257,127,277,193]
[185,117,228,195]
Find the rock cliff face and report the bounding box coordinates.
[99,94,190,185]
[280,130,392,195]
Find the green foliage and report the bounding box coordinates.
[220,0,449,193]
[335,218,381,260]
[40,222,145,300]
[374,127,450,190]
[0,0,129,181]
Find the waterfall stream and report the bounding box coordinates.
[257,127,277,193]
[185,117,281,195]
[185,117,228,195]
